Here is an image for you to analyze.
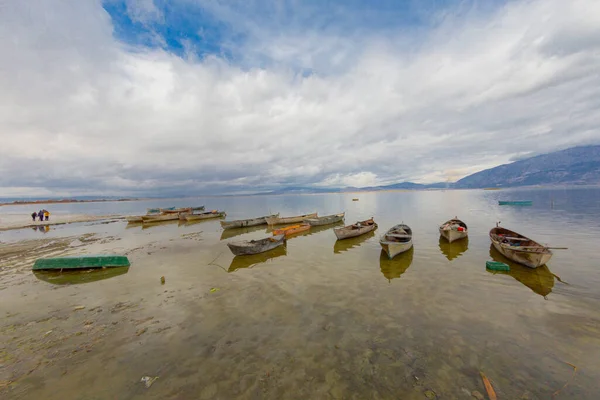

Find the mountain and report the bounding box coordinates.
[455,145,600,188]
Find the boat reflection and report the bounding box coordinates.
[228,246,287,272]
[220,225,267,240]
[33,267,130,285]
[379,247,413,282]
[488,245,555,297]
[438,236,469,261]
[333,230,376,254]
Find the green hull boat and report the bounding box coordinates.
[498,200,532,206]
[486,260,510,271]
[33,255,131,271]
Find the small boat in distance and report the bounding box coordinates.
[439,217,468,243]
[489,224,553,268]
[160,207,193,214]
[272,224,311,237]
[220,213,279,230]
[227,234,286,256]
[334,218,377,240]
[304,213,345,226]
[142,213,181,223]
[265,212,317,226]
[498,200,532,206]
[380,224,413,259]
[352,198,359,201]
[184,210,226,221]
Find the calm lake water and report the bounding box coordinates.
[2,188,600,399]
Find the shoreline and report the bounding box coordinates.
[0,198,143,207]
[0,214,125,232]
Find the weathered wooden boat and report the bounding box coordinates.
[334,218,377,240]
[379,247,413,281]
[439,217,468,243]
[220,213,279,230]
[184,210,226,221]
[128,207,170,223]
[304,212,345,226]
[352,198,359,201]
[146,208,162,214]
[228,246,287,272]
[486,260,510,271]
[227,234,285,256]
[33,255,130,271]
[191,206,205,211]
[126,215,144,223]
[265,212,317,226]
[141,213,181,223]
[498,200,532,206]
[272,223,310,237]
[160,207,192,214]
[489,225,552,268]
[380,223,413,259]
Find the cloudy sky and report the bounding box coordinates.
[1,0,599,197]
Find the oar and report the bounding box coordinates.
[513,246,568,250]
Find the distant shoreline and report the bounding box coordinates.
[0,198,142,207]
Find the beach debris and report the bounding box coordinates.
[553,361,578,397]
[210,287,220,293]
[140,376,158,388]
[424,389,437,399]
[160,276,165,284]
[73,305,86,311]
[471,390,485,400]
[136,327,148,336]
[44,330,53,336]
[479,372,497,400]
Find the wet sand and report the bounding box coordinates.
[0,214,124,231]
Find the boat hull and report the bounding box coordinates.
[334,220,377,240]
[489,227,553,268]
[160,207,192,214]
[141,214,180,223]
[304,213,345,226]
[498,201,532,206]
[227,234,285,256]
[220,214,278,229]
[380,241,413,259]
[439,228,468,243]
[126,216,144,223]
[491,242,552,269]
[185,211,226,221]
[33,255,130,270]
[272,224,310,237]
[266,213,317,226]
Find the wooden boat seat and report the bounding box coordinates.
[386,233,411,238]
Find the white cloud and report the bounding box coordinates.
[1,0,600,196]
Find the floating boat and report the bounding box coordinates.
[227,234,286,256]
[439,217,468,243]
[142,213,181,223]
[486,260,510,271]
[160,207,192,214]
[128,207,174,223]
[304,212,345,226]
[33,255,130,271]
[352,198,359,201]
[379,247,413,281]
[379,223,413,259]
[126,215,144,223]
[498,200,532,206]
[489,225,553,268]
[265,212,317,226]
[146,208,162,214]
[334,218,377,240]
[272,223,311,237]
[220,213,279,229]
[184,210,226,221]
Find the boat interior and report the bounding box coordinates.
[384,225,412,243]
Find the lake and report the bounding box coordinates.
[1,187,600,399]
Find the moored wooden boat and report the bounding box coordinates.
[272,223,310,237]
[141,213,181,223]
[160,207,192,214]
[33,255,130,270]
[379,223,413,259]
[184,210,226,221]
[227,234,285,256]
[489,225,552,268]
[220,213,279,230]
[498,200,532,206]
[265,212,317,226]
[439,217,468,243]
[304,212,345,226]
[146,208,162,214]
[126,215,144,223]
[334,218,377,240]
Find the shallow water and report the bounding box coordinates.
[2,188,600,399]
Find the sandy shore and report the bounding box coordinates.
[0,214,124,231]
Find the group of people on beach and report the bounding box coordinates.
[31,209,50,222]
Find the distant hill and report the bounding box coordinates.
[455,145,600,188]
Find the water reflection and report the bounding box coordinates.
[438,236,469,261]
[488,245,555,297]
[220,225,266,240]
[31,225,51,233]
[379,247,413,282]
[228,246,287,272]
[333,230,375,254]
[33,267,130,285]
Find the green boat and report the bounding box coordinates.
[498,200,532,206]
[486,260,510,271]
[32,255,131,271]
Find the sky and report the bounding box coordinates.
[1,0,599,197]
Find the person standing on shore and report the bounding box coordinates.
[44,210,49,221]
[38,209,44,222]
[31,211,37,221]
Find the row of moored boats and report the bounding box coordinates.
[126,206,226,223]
